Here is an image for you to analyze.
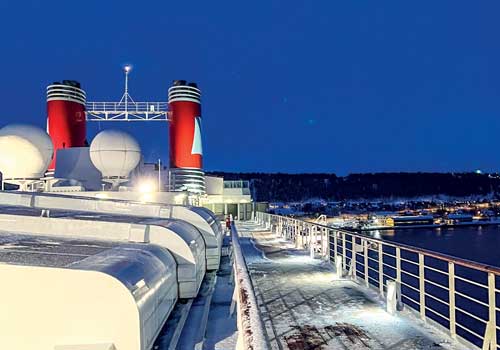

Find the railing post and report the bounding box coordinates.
[419,253,426,320]
[364,239,369,288]
[333,230,338,263]
[351,235,357,279]
[448,262,456,340]
[285,218,289,240]
[281,217,285,238]
[296,222,301,248]
[302,222,306,249]
[309,224,315,259]
[396,247,402,309]
[288,219,292,240]
[326,228,331,261]
[295,220,298,245]
[378,243,384,294]
[488,272,497,348]
[293,220,296,241]
[342,232,346,270]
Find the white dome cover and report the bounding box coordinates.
[90,130,141,178]
[0,124,53,179]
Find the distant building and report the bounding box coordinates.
[201,177,262,220]
[386,215,435,227]
[444,213,473,225]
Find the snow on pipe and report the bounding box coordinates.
[0,209,207,299]
[0,191,222,271]
[230,223,269,350]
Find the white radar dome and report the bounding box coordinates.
[90,129,141,179]
[0,124,53,179]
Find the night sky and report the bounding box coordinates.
[0,1,499,175]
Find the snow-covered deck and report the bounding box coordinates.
[236,221,468,350]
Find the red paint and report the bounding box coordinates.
[47,100,86,170]
[169,100,202,169]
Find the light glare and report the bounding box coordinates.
[138,181,155,193]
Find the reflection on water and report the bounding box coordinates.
[368,225,500,267]
[370,230,381,239]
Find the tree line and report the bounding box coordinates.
[207,172,500,202]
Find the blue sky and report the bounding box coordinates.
[0,1,499,174]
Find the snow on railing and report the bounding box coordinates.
[255,211,500,350]
[230,223,269,350]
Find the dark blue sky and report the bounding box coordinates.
[0,1,499,175]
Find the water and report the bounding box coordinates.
[367,225,500,268]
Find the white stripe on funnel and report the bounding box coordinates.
[191,117,203,155]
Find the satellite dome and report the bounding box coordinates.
[90,130,141,179]
[0,124,53,179]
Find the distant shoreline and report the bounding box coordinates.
[357,221,500,231]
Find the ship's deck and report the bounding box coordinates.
[236,221,469,350]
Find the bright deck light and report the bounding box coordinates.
[138,181,155,193]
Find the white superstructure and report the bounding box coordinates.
[0,124,53,190]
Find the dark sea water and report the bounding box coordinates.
[366,225,500,268]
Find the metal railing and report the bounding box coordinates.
[230,223,269,350]
[86,101,169,121]
[255,212,500,350]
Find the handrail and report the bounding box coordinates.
[256,211,499,350]
[231,223,269,350]
[300,216,500,275]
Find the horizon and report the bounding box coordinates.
[208,170,490,176]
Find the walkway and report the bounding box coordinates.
[236,221,467,350]
[204,254,239,350]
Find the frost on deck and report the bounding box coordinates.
[236,221,467,350]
